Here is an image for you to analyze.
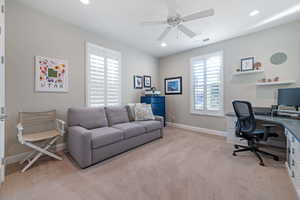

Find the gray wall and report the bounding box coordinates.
[6,1,159,156]
[159,21,300,131]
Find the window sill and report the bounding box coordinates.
[190,111,225,118]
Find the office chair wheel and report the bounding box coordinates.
[259,162,265,166]
[234,145,239,149]
[273,156,279,161]
[232,152,236,156]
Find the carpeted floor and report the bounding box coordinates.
[0,127,297,200]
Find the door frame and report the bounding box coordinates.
[0,0,5,184]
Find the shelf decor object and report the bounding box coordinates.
[256,80,296,86]
[241,57,254,71]
[233,69,264,76]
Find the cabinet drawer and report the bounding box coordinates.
[150,97,165,103]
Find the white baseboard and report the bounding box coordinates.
[166,122,227,137]
[5,143,66,165]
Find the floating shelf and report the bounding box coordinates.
[256,80,296,86]
[233,69,264,76]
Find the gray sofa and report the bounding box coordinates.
[67,106,164,168]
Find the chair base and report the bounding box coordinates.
[232,144,279,166]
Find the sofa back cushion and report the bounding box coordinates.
[106,106,130,126]
[68,107,108,129]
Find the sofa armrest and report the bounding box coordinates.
[154,115,164,124]
[67,126,92,168]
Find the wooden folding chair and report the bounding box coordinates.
[16,110,65,172]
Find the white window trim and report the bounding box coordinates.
[190,51,224,117]
[85,42,122,107]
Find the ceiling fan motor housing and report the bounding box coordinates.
[167,16,182,27]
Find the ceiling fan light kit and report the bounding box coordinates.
[141,1,215,42]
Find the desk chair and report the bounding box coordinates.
[232,101,279,166]
[17,110,65,172]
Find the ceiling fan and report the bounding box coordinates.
[141,0,215,41]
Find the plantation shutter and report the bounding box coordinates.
[191,52,223,115]
[86,43,121,107]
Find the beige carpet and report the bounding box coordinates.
[0,127,297,200]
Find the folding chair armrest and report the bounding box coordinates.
[67,126,92,168]
[56,119,66,136]
[16,123,24,143]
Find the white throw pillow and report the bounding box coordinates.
[134,104,155,121]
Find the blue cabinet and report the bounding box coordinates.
[141,96,165,126]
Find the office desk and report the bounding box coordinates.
[226,113,300,197]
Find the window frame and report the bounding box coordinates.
[190,51,224,117]
[85,42,122,107]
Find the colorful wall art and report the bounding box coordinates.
[35,56,68,92]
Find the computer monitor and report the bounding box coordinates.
[278,88,300,107]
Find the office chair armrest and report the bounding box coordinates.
[261,124,277,141]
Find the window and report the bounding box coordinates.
[190,51,224,116]
[86,43,122,107]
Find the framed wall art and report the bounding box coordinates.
[165,76,182,95]
[35,56,68,92]
[143,75,151,88]
[134,75,143,89]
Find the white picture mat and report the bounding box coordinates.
[35,56,69,92]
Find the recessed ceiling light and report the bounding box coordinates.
[249,10,260,17]
[161,42,167,47]
[80,0,90,5]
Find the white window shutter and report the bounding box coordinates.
[191,51,223,115]
[86,43,121,107]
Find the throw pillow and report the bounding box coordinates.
[134,104,155,121]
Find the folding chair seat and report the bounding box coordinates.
[17,110,65,172]
[22,130,60,142]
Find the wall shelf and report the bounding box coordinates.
[256,80,296,86]
[233,69,264,76]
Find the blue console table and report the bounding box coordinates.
[141,96,166,126]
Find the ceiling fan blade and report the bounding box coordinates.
[140,21,167,26]
[177,24,197,38]
[165,0,178,17]
[182,9,214,22]
[157,26,172,41]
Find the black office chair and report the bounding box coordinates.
[232,100,279,166]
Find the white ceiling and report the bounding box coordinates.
[16,0,300,58]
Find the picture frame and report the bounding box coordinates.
[241,57,254,71]
[134,75,143,89]
[143,75,151,88]
[165,76,182,95]
[35,56,68,92]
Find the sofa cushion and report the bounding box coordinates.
[106,106,130,126]
[113,122,146,139]
[90,127,124,149]
[134,104,155,121]
[134,120,162,132]
[68,107,108,129]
